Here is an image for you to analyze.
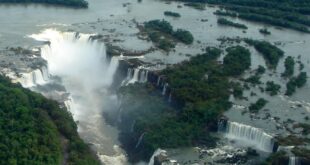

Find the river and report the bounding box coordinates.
[0,0,309,164]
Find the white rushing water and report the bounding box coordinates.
[289,156,300,165]
[123,67,149,85]
[29,29,128,165]
[224,121,275,152]
[16,67,48,88]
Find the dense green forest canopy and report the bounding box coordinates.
[0,0,88,8]
[118,47,245,162]
[0,76,99,165]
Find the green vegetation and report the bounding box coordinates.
[184,2,205,10]
[231,82,243,99]
[158,38,176,51]
[173,29,194,45]
[245,75,261,85]
[249,98,268,113]
[265,81,281,96]
[286,72,308,96]
[143,20,194,51]
[217,18,248,29]
[118,47,233,162]
[0,76,99,165]
[282,56,295,77]
[0,0,88,8]
[175,0,310,32]
[256,65,266,75]
[214,10,237,17]
[164,11,181,17]
[295,72,307,88]
[223,46,251,76]
[259,28,271,35]
[245,39,284,68]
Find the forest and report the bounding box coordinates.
[118,46,254,162]
[0,76,99,165]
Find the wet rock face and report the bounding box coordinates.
[154,153,169,165]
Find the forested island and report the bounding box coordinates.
[172,0,310,32]
[117,46,257,162]
[0,0,88,8]
[0,76,99,165]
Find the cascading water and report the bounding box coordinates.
[162,83,168,96]
[148,149,167,165]
[29,29,128,165]
[128,68,140,84]
[223,121,275,152]
[157,76,161,86]
[135,132,146,149]
[17,67,47,88]
[41,66,49,81]
[289,156,300,165]
[123,67,149,85]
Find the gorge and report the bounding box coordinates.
[0,0,309,165]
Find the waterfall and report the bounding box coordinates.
[143,70,148,82]
[139,70,148,83]
[148,149,167,165]
[128,68,139,84]
[135,132,146,149]
[224,121,274,152]
[33,69,45,85]
[157,76,161,86]
[18,68,47,88]
[139,70,145,83]
[117,108,123,123]
[217,119,226,132]
[123,67,149,85]
[41,66,49,81]
[127,68,133,81]
[162,83,168,96]
[29,29,126,164]
[289,156,300,165]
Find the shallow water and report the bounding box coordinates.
[1,0,310,164]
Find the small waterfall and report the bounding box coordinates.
[148,149,167,165]
[139,70,148,83]
[41,66,49,81]
[18,68,47,88]
[217,119,227,132]
[128,68,139,84]
[144,70,148,82]
[224,121,274,152]
[139,70,146,83]
[33,69,45,85]
[157,76,161,86]
[123,67,149,85]
[162,83,168,95]
[118,108,123,123]
[289,156,300,165]
[135,132,146,149]
[127,68,133,81]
